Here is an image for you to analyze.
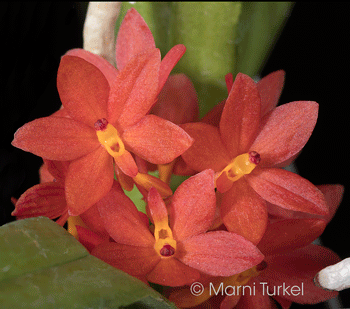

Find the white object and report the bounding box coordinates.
[315,258,350,291]
[83,2,121,65]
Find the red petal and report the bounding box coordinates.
[57,55,110,127]
[12,116,100,161]
[158,44,186,94]
[147,187,169,224]
[177,231,264,276]
[219,73,261,157]
[92,241,160,276]
[65,147,114,216]
[261,245,339,304]
[257,70,285,116]
[250,101,318,167]
[96,182,155,246]
[133,173,173,198]
[113,150,138,177]
[151,73,199,124]
[43,159,69,182]
[123,115,193,164]
[79,204,109,238]
[220,179,268,245]
[170,169,216,241]
[114,164,134,191]
[200,99,225,127]
[318,184,344,222]
[65,48,118,86]
[147,258,200,287]
[115,8,156,70]
[257,218,327,256]
[108,49,160,129]
[225,73,234,94]
[75,226,106,252]
[12,182,66,219]
[181,122,231,172]
[246,168,329,216]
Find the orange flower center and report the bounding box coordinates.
[95,118,126,157]
[215,151,260,192]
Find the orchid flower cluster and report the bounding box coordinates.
[11,8,344,309]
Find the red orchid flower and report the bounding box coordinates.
[11,160,69,225]
[169,185,343,309]
[180,72,328,245]
[91,169,263,287]
[12,160,110,240]
[12,48,193,216]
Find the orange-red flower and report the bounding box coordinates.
[169,185,343,309]
[91,169,264,287]
[12,48,193,216]
[180,72,329,245]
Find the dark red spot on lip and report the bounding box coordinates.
[249,151,261,165]
[160,244,175,257]
[94,118,108,131]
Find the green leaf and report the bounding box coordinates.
[0,217,176,309]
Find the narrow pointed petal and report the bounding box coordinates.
[219,73,261,157]
[12,116,100,161]
[177,231,264,277]
[113,149,138,178]
[257,218,327,256]
[115,8,156,71]
[147,187,169,224]
[170,170,216,241]
[108,49,160,129]
[250,101,318,167]
[123,115,193,164]
[114,164,134,191]
[257,70,285,116]
[92,241,160,276]
[261,245,339,304]
[147,258,200,287]
[200,100,225,127]
[79,204,109,238]
[318,184,344,222]
[151,73,199,124]
[221,179,267,245]
[57,55,110,127]
[43,159,70,182]
[12,182,66,219]
[225,73,234,93]
[75,226,106,252]
[97,182,155,246]
[158,44,186,93]
[246,168,329,216]
[133,172,172,198]
[181,122,231,172]
[65,147,114,216]
[65,48,118,86]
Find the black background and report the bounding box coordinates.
[1,2,349,308]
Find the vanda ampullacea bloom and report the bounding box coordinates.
[169,185,344,309]
[180,72,329,245]
[90,169,264,287]
[12,49,193,217]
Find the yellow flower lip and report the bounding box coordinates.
[217,151,261,183]
[95,118,126,157]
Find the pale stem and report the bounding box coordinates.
[315,257,350,291]
[83,2,121,65]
